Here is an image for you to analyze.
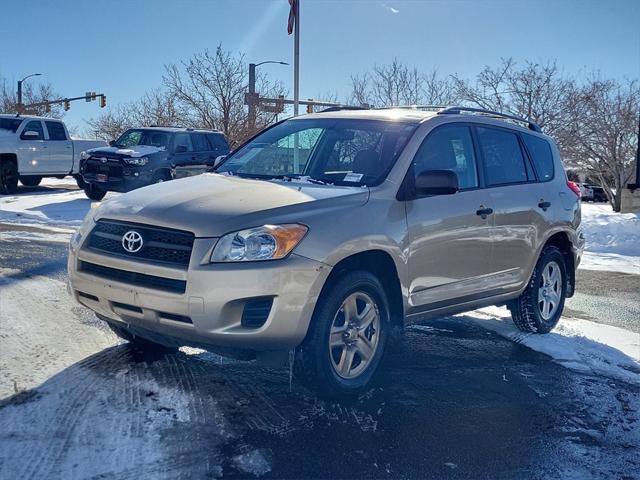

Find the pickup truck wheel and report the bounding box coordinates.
[295,271,389,396]
[104,318,178,354]
[74,175,86,189]
[151,170,171,184]
[83,183,107,201]
[509,246,567,333]
[19,176,42,187]
[0,161,18,194]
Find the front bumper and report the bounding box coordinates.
[68,238,331,351]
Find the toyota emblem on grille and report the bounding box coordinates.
[122,230,144,253]
[100,157,108,164]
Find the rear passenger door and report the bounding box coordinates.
[171,132,195,179]
[44,121,73,173]
[476,125,555,291]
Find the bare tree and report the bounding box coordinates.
[563,77,639,211]
[0,74,64,117]
[163,44,285,146]
[349,58,457,107]
[452,58,574,143]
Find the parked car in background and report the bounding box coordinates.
[588,185,607,202]
[578,183,593,201]
[80,127,230,200]
[68,106,583,395]
[0,115,106,194]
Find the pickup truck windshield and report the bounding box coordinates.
[0,118,23,133]
[115,129,170,149]
[218,119,417,186]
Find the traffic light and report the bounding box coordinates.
[100,95,107,108]
[306,100,313,114]
[64,99,70,111]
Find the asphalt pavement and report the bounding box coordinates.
[1,237,638,479]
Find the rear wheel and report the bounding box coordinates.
[509,246,567,333]
[83,183,107,201]
[19,175,42,187]
[0,161,18,194]
[295,271,389,396]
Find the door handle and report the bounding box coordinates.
[476,207,493,218]
[538,201,551,211]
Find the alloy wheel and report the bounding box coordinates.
[538,261,562,320]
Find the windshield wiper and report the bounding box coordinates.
[281,175,328,185]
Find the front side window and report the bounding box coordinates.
[218,119,416,186]
[522,133,554,181]
[477,127,528,186]
[412,125,478,189]
[20,120,44,140]
[45,121,67,141]
[115,129,170,149]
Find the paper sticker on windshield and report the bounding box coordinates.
[343,172,363,182]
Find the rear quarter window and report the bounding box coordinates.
[522,133,555,182]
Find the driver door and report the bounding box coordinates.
[17,120,47,175]
[405,124,495,311]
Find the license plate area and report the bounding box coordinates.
[96,174,108,182]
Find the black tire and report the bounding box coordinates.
[295,271,390,396]
[83,183,107,201]
[151,170,171,184]
[509,246,567,333]
[74,175,86,190]
[0,160,19,194]
[104,318,177,354]
[19,175,42,187]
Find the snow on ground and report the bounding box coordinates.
[467,306,640,386]
[0,268,117,397]
[579,203,640,275]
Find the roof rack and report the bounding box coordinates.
[320,106,370,113]
[438,106,542,132]
[375,105,448,112]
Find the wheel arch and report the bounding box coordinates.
[540,230,576,298]
[0,153,18,167]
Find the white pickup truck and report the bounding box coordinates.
[0,114,106,194]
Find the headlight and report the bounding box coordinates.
[211,224,308,262]
[123,156,149,166]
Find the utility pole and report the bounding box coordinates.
[16,73,42,114]
[293,0,300,117]
[635,112,640,188]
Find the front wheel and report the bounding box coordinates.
[509,246,567,333]
[19,175,42,187]
[74,175,86,190]
[295,271,390,396]
[0,161,18,194]
[83,183,107,201]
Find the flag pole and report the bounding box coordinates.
[293,0,300,117]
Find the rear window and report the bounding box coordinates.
[190,133,209,152]
[522,133,554,181]
[0,118,23,133]
[45,121,67,141]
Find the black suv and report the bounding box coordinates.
[80,127,230,200]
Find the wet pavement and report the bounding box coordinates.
[1,238,639,479]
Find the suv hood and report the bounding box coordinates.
[87,145,166,158]
[94,173,369,237]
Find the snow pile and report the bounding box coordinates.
[580,203,640,275]
[468,307,640,385]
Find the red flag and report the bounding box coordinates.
[288,0,297,35]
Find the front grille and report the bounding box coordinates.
[80,261,186,294]
[86,219,194,266]
[84,157,124,178]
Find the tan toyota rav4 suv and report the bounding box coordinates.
[68,106,583,395]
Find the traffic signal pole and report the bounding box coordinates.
[19,93,107,113]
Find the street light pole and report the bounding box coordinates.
[17,73,42,114]
[247,61,288,134]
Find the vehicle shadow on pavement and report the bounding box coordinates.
[1,317,638,479]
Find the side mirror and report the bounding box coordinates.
[175,145,188,154]
[21,130,40,140]
[415,169,459,196]
[213,155,226,168]
[109,139,116,146]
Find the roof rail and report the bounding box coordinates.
[438,106,542,132]
[320,106,369,113]
[375,105,448,112]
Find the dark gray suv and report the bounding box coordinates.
[80,127,229,200]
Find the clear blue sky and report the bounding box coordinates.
[2,0,639,134]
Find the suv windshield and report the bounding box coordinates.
[115,129,170,149]
[218,119,417,186]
